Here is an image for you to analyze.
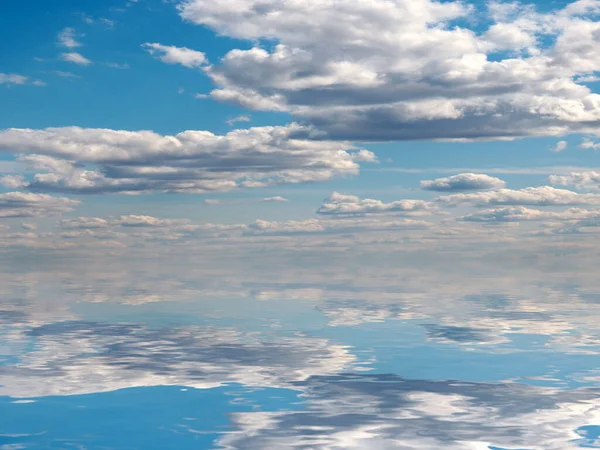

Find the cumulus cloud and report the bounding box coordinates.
[59,217,110,229]
[142,43,207,68]
[114,215,189,228]
[0,175,27,189]
[0,125,374,194]
[581,139,600,150]
[461,206,600,222]
[58,215,196,231]
[60,52,92,66]
[317,192,433,216]
[246,217,430,236]
[167,0,600,141]
[549,140,568,152]
[549,171,600,189]
[437,186,600,207]
[0,192,80,218]
[203,196,288,205]
[420,173,506,191]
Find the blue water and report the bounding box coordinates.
[2,261,600,449]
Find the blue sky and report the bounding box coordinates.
[2,0,600,228]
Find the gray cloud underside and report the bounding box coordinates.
[0,192,79,218]
[172,0,600,141]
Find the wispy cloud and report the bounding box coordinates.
[60,52,93,66]
[226,115,251,126]
[57,27,82,49]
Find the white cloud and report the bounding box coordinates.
[105,62,130,69]
[0,192,80,218]
[60,52,92,66]
[142,43,207,68]
[0,73,28,85]
[420,173,506,191]
[172,0,600,141]
[0,175,27,189]
[549,171,600,189]
[226,115,251,126]
[437,186,600,207]
[317,192,433,216]
[57,27,82,48]
[203,196,289,205]
[0,125,374,194]
[246,217,430,236]
[549,140,568,152]
[52,70,81,78]
[114,215,189,228]
[59,217,110,229]
[461,206,600,222]
[581,139,600,150]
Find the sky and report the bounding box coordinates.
[1,0,600,236]
[4,0,600,448]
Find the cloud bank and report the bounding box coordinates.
[0,125,375,194]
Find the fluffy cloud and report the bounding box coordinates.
[550,171,600,189]
[171,0,600,141]
[59,217,110,229]
[245,217,429,236]
[262,196,288,202]
[0,125,375,194]
[581,139,600,150]
[437,186,600,207]
[58,215,196,232]
[420,173,506,191]
[0,175,27,189]
[317,192,433,216]
[114,215,190,228]
[549,140,569,152]
[0,192,80,218]
[142,43,207,68]
[316,186,600,217]
[60,52,92,66]
[461,206,600,222]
